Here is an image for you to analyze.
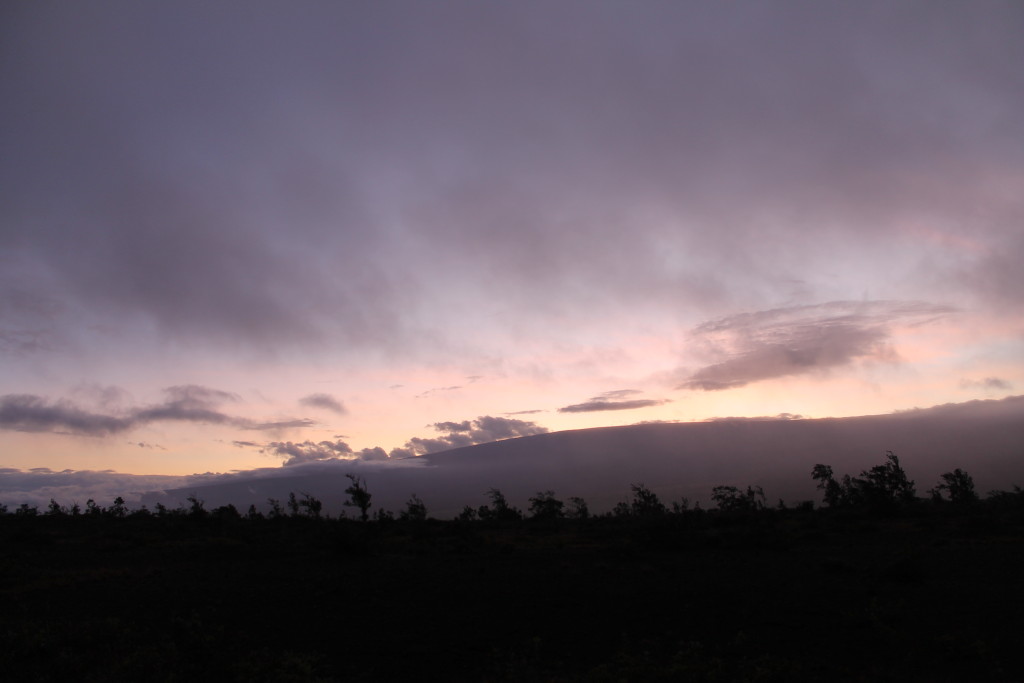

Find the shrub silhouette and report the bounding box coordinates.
[711,485,765,512]
[399,494,427,522]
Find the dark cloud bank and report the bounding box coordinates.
[1,2,1021,355]
[261,416,550,467]
[151,396,1024,517]
[5,396,1020,516]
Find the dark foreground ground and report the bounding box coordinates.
[3,504,1023,682]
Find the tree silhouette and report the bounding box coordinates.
[630,483,666,517]
[477,488,521,522]
[812,451,917,508]
[186,494,207,517]
[566,496,590,520]
[848,451,916,506]
[344,474,372,522]
[528,490,564,520]
[811,464,844,507]
[399,494,427,522]
[299,492,323,518]
[287,492,301,517]
[931,468,978,504]
[109,496,127,518]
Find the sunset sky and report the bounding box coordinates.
[2,1,1021,486]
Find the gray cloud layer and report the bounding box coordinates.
[0,385,312,436]
[2,2,1020,358]
[680,301,955,391]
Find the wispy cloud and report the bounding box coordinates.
[679,301,955,391]
[704,413,805,422]
[415,386,462,399]
[0,395,134,436]
[0,385,313,436]
[960,377,1013,391]
[559,390,670,414]
[299,393,346,415]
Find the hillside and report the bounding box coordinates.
[146,396,1024,517]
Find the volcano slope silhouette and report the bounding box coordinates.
[147,395,1024,516]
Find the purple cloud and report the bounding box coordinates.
[680,301,955,391]
[0,386,312,436]
[267,440,353,467]
[559,390,670,414]
[299,393,346,415]
[960,377,1013,391]
[400,415,549,456]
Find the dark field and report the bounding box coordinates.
[3,503,1024,682]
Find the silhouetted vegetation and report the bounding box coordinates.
[931,468,979,504]
[3,451,1024,681]
[811,450,916,508]
[343,473,372,521]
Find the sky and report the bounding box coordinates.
[1,1,1022,493]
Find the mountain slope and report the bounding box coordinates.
[148,396,1024,516]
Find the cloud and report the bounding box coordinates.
[266,440,354,467]
[355,446,390,462]
[1,2,1020,368]
[679,301,955,391]
[400,415,549,456]
[0,394,134,436]
[704,413,805,422]
[299,393,346,415]
[0,468,201,508]
[960,377,1013,391]
[559,390,670,414]
[243,418,316,431]
[139,395,1024,518]
[559,399,670,414]
[415,386,462,399]
[256,440,392,467]
[3,396,1022,514]
[0,385,312,436]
